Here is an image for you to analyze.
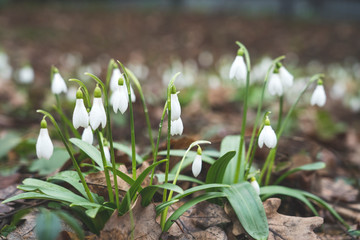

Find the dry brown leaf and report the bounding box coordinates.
[99,198,161,240]
[7,211,37,240]
[319,178,359,202]
[264,198,323,240]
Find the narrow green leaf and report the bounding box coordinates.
[113,142,143,163]
[106,166,135,185]
[55,211,84,240]
[221,136,245,183]
[155,173,205,185]
[48,171,88,200]
[206,151,236,184]
[2,192,61,204]
[223,182,269,240]
[35,209,62,240]
[0,132,21,159]
[140,183,183,207]
[69,138,103,169]
[155,199,179,214]
[163,192,227,232]
[173,183,230,200]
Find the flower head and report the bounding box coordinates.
[278,65,294,89]
[36,119,54,160]
[82,126,93,145]
[229,49,247,84]
[18,65,34,84]
[258,116,277,148]
[111,77,128,114]
[170,117,184,136]
[170,85,181,121]
[192,146,202,177]
[51,68,67,94]
[89,85,106,130]
[250,177,260,195]
[268,72,283,96]
[110,67,122,92]
[128,82,136,102]
[103,146,111,165]
[72,89,89,129]
[311,80,326,107]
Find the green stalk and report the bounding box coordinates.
[55,95,73,152]
[276,95,284,132]
[106,59,115,91]
[96,130,114,203]
[53,105,81,139]
[233,41,251,183]
[260,73,324,185]
[37,109,94,202]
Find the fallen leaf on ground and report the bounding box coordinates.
[99,198,162,240]
[319,178,359,202]
[7,211,37,240]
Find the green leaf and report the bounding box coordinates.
[155,173,205,185]
[221,136,245,184]
[29,148,70,175]
[0,132,21,159]
[206,151,236,184]
[35,209,62,240]
[55,211,84,240]
[140,183,184,207]
[113,142,143,163]
[70,138,103,170]
[274,162,326,185]
[106,166,135,185]
[173,183,230,201]
[155,199,179,214]
[163,192,227,232]
[223,182,269,240]
[2,192,63,203]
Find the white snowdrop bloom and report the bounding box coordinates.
[229,55,247,84]
[36,119,54,160]
[170,117,184,136]
[103,146,111,165]
[72,90,89,129]
[128,82,136,102]
[111,79,129,114]
[110,68,122,92]
[279,66,294,89]
[170,92,181,121]
[192,148,202,178]
[18,65,34,84]
[89,86,106,130]
[311,84,326,107]
[51,72,67,94]
[258,117,277,149]
[82,126,93,145]
[268,73,283,96]
[250,177,260,195]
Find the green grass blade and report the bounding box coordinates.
[173,183,230,200]
[206,151,236,184]
[140,183,184,207]
[70,138,103,170]
[155,173,205,185]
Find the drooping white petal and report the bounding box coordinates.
[170,118,184,136]
[192,154,202,177]
[111,85,129,114]
[250,179,260,195]
[72,99,89,129]
[110,68,122,92]
[171,93,181,121]
[103,146,111,165]
[229,56,247,84]
[18,65,34,84]
[51,72,68,94]
[90,97,107,130]
[36,128,54,160]
[128,82,136,102]
[82,126,93,145]
[279,66,294,89]
[268,73,283,96]
[311,85,326,107]
[258,125,277,149]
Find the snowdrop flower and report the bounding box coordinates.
[128,82,136,102]
[36,118,54,160]
[192,146,202,178]
[170,85,181,121]
[82,126,93,145]
[51,68,67,94]
[18,65,34,84]
[268,72,283,96]
[103,145,111,165]
[250,177,260,195]
[89,85,106,130]
[111,78,128,114]
[311,80,326,107]
[278,65,294,89]
[110,67,122,92]
[258,116,277,148]
[72,89,89,129]
[170,117,183,136]
[229,48,247,84]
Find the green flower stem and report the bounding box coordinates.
[36,109,94,203]
[233,41,251,183]
[149,102,167,186]
[276,95,284,132]
[244,122,264,180]
[117,62,137,180]
[53,105,81,139]
[85,72,120,210]
[106,59,115,91]
[69,79,91,107]
[55,95,73,152]
[260,73,324,185]
[245,56,285,169]
[160,140,211,230]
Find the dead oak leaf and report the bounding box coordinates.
[264,198,323,240]
[99,198,162,240]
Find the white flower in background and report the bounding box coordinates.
[250,177,260,195]
[267,73,283,96]
[229,49,247,83]
[170,87,181,121]
[0,52,12,81]
[311,80,326,107]
[72,89,89,129]
[258,116,277,149]
[36,119,54,160]
[66,86,78,102]
[103,146,111,165]
[279,66,294,89]
[110,68,122,92]
[89,85,106,130]
[82,126,93,145]
[170,117,183,136]
[18,65,34,84]
[111,78,129,114]
[51,69,67,94]
[192,146,203,177]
